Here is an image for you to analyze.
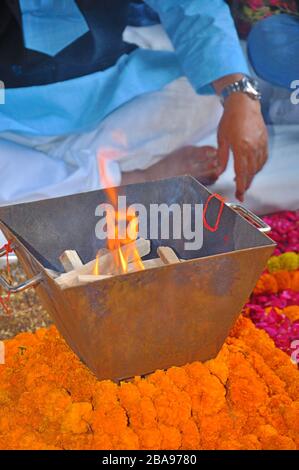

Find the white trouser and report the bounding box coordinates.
[0,75,222,206]
[0,25,298,215]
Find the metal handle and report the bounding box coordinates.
[0,272,43,293]
[227,203,271,233]
[0,245,43,293]
[0,246,11,257]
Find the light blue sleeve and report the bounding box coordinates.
[144,0,250,94]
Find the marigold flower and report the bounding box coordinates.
[1,238,299,450]
[159,424,182,450]
[283,306,299,322]
[253,273,278,295]
[273,271,292,291]
[291,271,299,291]
[0,319,298,451]
[61,402,92,434]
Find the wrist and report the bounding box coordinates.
[213,74,245,96]
[223,91,261,109]
[216,76,262,105]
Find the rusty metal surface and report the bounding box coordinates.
[0,176,276,381]
[62,245,274,380]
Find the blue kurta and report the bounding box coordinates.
[0,0,249,137]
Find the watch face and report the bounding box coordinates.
[243,78,261,98]
[221,77,261,102]
[246,81,256,94]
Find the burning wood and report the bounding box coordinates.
[125,257,164,273]
[55,160,181,290]
[54,241,185,289]
[157,246,181,265]
[95,238,150,275]
[55,238,150,289]
[59,250,83,272]
[138,258,164,269]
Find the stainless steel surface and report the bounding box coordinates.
[0,240,39,291]
[0,176,276,381]
[0,270,42,293]
[0,240,18,270]
[227,203,271,233]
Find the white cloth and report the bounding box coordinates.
[0,75,222,206]
[0,25,298,217]
[0,21,223,206]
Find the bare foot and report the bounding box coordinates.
[121,146,220,186]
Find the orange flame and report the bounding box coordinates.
[95,149,144,274]
[118,246,128,273]
[94,253,100,276]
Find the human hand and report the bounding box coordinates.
[217,92,268,201]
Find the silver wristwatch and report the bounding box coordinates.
[220,76,262,104]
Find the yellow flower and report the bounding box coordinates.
[268,252,299,273]
[267,256,282,273]
[279,252,299,271]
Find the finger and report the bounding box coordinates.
[259,142,269,172]
[254,147,267,176]
[246,138,268,189]
[257,132,269,171]
[195,163,220,185]
[189,147,220,184]
[217,131,230,175]
[233,148,248,202]
[244,149,258,189]
[191,146,220,174]
[203,146,220,171]
[245,173,255,190]
[244,136,263,173]
[241,142,262,188]
[256,149,266,174]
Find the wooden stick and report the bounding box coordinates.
[55,238,150,288]
[157,246,180,265]
[102,238,151,275]
[59,250,83,272]
[55,275,82,289]
[66,258,164,288]
[140,258,164,270]
[77,274,112,284]
[79,257,163,284]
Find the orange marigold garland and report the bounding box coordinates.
[0,212,298,450]
[0,316,298,450]
[245,252,299,357]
